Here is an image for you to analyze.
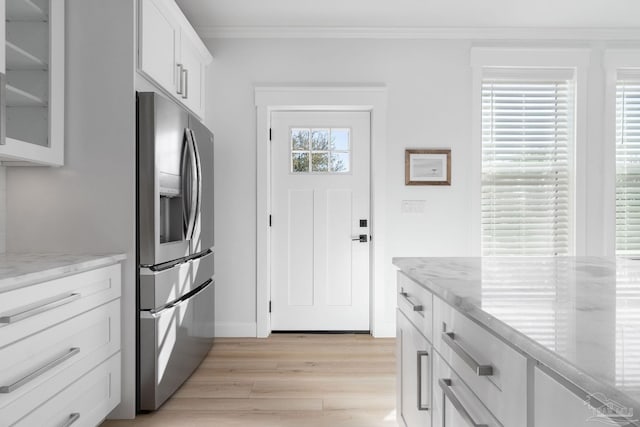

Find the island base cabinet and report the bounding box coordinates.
[534,367,602,427]
[432,351,501,427]
[397,310,432,427]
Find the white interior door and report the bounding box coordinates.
[270,111,371,331]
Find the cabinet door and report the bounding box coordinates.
[397,310,431,427]
[139,0,180,97]
[1,0,64,165]
[535,367,612,427]
[179,34,203,118]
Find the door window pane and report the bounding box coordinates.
[331,152,350,173]
[331,129,350,151]
[311,129,330,150]
[292,152,309,172]
[312,153,329,171]
[291,129,310,150]
[291,128,351,174]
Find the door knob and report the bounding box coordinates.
[352,234,368,243]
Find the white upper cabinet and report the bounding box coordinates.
[138,0,212,119]
[139,0,180,96]
[0,0,64,166]
[179,34,204,116]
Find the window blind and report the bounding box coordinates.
[482,74,574,256]
[616,73,640,256]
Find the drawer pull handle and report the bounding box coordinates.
[62,413,80,427]
[0,347,80,394]
[0,293,81,324]
[417,350,430,411]
[439,379,488,427]
[441,332,493,376]
[400,291,423,312]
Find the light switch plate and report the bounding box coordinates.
[401,200,426,214]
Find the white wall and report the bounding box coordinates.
[6,0,137,418]
[206,37,625,336]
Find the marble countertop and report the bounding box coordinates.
[393,257,640,425]
[0,253,127,292]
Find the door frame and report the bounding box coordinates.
[255,85,389,338]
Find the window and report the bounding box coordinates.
[481,70,575,256]
[615,73,640,256]
[290,128,350,173]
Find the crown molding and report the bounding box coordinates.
[196,26,640,41]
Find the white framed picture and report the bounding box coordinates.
[405,149,451,185]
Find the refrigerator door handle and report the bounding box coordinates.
[0,73,5,145]
[182,129,198,241]
[189,129,203,241]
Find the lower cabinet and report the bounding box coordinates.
[534,367,600,427]
[397,310,431,427]
[0,262,122,426]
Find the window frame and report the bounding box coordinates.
[604,50,640,257]
[470,48,590,256]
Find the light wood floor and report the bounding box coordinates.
[102,334,397,427]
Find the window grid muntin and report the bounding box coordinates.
[290,127,351,173]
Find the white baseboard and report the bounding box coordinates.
[372,321,396,338]
[216,321,257,337]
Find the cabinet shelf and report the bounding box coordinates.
[7,84,46,106]
[7,0,47,21]
[6,40,47,69]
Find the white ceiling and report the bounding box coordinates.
[175,0,640,31]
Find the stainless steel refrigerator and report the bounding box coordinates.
[136,92,215,411]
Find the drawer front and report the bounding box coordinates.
[432,351,501,427]
[433,297,527,427]
[0,300,121,425]
[13,352,121,427]
[0,264,121,347]
[397,272,433,342]
[140,250,214,310]
[397,310,432,427]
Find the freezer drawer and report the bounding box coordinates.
[139,280,215,411]
[139,250,214,310]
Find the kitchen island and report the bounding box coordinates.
[393,257,640,427]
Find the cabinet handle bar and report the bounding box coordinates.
[441,331,493,376]
[400,290,423,312]
[0,293,81,324]
[417,350,430,411]
[176,64,184,95]
[182,68,189,99]
[0,347,80,393]
[439,378,488,427]
[62,413,80,427]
